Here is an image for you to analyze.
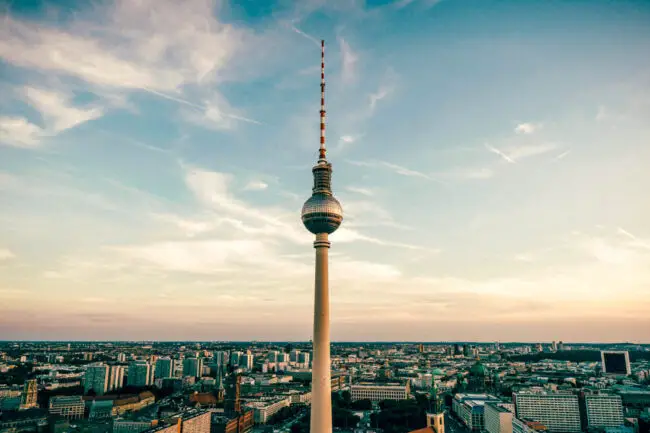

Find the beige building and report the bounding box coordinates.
[584,394,624,428]
[49,396,85,419]
[245,398,291,424]
[485,402,513,433]
[514,392,580,433]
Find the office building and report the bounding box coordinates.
[156,358,173,379]
[85,363,109,395]
[128,361,152,387]
[117,353,127,363]
[583,394,624,429]
[514,392,581,433]
[290,350,301,363]
[278,353,289,363]
[351,382,410,401]
[267,351,279,363]
[485,402,513,433]
[183,358,203,378]
[49,396,85,419]
[601,351,631,376]
[452,394,502,431]
[19,379,38,410]
[298,352,310,366]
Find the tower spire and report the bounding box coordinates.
[319,39,326,161]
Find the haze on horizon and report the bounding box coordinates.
[1,0,649,343]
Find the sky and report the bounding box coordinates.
[1,0,650,342]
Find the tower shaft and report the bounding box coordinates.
[310,233,332,433]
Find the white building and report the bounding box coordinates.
[183,358,203,378]
[85,364,109,395]
[485,402,513,433]
[246,398,291,424]
[452,394,502,431]
[584,394,624,428]
[514,392,581,433]
[350,383,410,401]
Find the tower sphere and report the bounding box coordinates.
[301,193,343,235]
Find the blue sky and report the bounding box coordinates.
[1,0,649,341]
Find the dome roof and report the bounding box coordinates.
[431,368,445,376]
[470,361,487,376]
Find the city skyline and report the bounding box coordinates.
[1,0,650,342]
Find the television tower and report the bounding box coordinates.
[301,39,343,433]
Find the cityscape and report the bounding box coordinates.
[0,342,649,433]
[1,1,650,433]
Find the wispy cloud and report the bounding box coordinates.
[244,180,269,191]
[345,186,374,196]
[338,37,358,84]
[0,117,42,148]
[484,143,516,163]
[438,167,494,180]
[346,159,446,184]
[617,227,650,250]
[485,142,558,163]
[369,85,391,110]
[514,122,542,135]
[555,149,571,160]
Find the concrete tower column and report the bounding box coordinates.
[311,232,332,433]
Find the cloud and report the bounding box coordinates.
[331,227,434,251]
[484,143,516,163]
[554,149,571,160]
[0,117,43,148]
[0,248,16,261]
[345,186,374,196]
[514,122,542,135]
[244,180,269,191]
[439,167,494,180]
[347,159,446,183]
[338,37,358,84]
[25,87,103,131]
[369,85,391,110]
[0,0,262,134]
[485,142,558,163]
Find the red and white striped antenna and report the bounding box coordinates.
[319,39,327,160]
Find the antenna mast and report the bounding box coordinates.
[319,39,326,160]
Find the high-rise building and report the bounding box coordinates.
[20,379,38,409]
[156,357,173,379]
[290,350,301,363]
[183,357,203,378]
[225,374,241,416]
[514,392,581,433]
[117,353,127,363]
[601,351,631,376]
[298,352,310,366]
[214,351,229,367]
[108,365,125,391]
[267,351,279,363]
[85,364,109,395]
[583,394,624,429]
[277,353,289,363]
[300,39,343,433]
[128,361,152,387]
[240,354,253,371]
[230,352,242,368]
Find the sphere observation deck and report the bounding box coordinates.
[301,161,343,235]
